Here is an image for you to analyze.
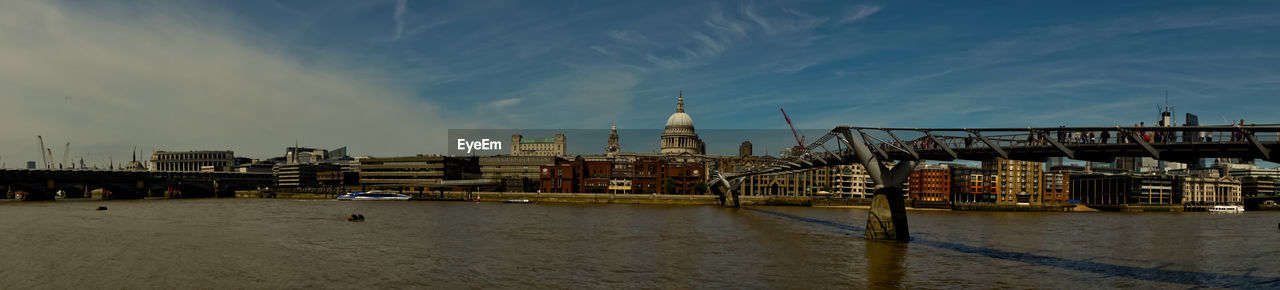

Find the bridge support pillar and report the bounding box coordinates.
[714,174,744,208]
[865,187,909,241]
[841,128,917,241]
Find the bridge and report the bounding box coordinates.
[0,169,273,201]
[712,124,1280,241]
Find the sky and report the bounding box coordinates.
[2,0,1280,166]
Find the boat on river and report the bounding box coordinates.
[337,191,411,201]
[1207,205,1244,213]
[504,199,532,203]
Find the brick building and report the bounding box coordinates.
[983,158,1044,205]
[949,165,997,203]
[908,165,951,202]
[1043,171,1071,205]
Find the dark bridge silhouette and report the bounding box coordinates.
[0,169,273,201]
[712,124,1280,241]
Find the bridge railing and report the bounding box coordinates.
[713,124,1280,184]
[793,124,1280,164]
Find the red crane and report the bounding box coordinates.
[780,108,806,149]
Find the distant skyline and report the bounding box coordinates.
[2,1,1280,164]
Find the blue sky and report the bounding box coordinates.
[249,0,1280,129]
[2,0,1279,162]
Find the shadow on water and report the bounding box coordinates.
[744,208,1280,288]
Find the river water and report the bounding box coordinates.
[0,199,1277,289]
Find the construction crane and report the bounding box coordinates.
[62,142,70,169]
[780,108,806,149]
[37,136,48,169]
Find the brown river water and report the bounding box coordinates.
[1,198,1278,289]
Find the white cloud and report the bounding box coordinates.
[393,0,408,40]
[0,1,452,164]
[741,3,776,34]
[840,5,881,24]
[589,45,611,56]
[486,98,523,110]
[607,30,645,43]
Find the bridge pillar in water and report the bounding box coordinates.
[714,174,744,208]
[865,187,909,241]
[26,180,57,201]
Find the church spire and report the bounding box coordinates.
[606,122,621,154]
[676,91,684,113]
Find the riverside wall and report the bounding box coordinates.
[236,190,1253,213]
[237,190,830,206]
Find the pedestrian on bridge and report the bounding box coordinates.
[1101,130,1111,144]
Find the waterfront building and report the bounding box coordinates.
[948,164,997,204]
[662,161,705,195]
[478,156,558,179]
[1241,177,1277,198]
[511,134,566,157]
[607,159,632,194]
[739,141,752,157]
[358,155,480,189]
[1177,175,1242,206]
[316,169,359,187]
[540,157,583,193]
[1071,174,1176,206]
[479,156,558,192]
[983,158,1044,205]
[631,156,662,194]
[908,164,950,202]
[660,92,705,155]
[833,164,873,198]
[740,167,833,196]
[584,159,613,193]
[1043,171,1071,205]
[149,150,235,172]
[276,163,337,188]
[538,157,621,194]
[276,146,357,188]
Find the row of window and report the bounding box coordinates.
[155,153,231,160]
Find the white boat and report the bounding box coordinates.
[1207,205,1244,213]
[504,199,532,203]
[337,191,411,201]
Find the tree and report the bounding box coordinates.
[693,181,708,194]
[663,177,678,195]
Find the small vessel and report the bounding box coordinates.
[504,199,532,203]
[1207,205,1244,213]
[337,191,411,201]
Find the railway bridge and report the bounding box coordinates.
[711,124,1280,241]
[0,169,273,200]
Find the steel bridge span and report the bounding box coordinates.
[0,169,273,201]
[711,124,1280,241]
